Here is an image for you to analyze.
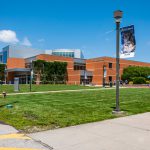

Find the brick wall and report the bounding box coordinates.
[7,58,25,69]
[86,57,150,85]
[6,55,150,85]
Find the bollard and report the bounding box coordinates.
[110,81,113,88]
[2,91,7,98]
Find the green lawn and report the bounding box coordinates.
[0,84,98,93]
[0,88,150,133]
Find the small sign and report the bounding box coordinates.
[84,71,87,79]
[14,77,19,92]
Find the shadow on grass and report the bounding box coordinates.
[110,106,129,112]
[0,120,8,125]
[0,101,18,108]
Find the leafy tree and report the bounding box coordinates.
[0,64,6,81]
[33,60,45,84]
[133,77,146,84]
[33,60,67,84]
[122,66,150,83]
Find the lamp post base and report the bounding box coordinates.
[112,110,125,115]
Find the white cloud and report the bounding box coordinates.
[0,30,19,43]
[38,38,45,42]
[0,30,33,47]
[105,30,114,35]
[22,37,32,46]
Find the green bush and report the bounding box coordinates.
[0,64,6,81]
[129,81,133,85]
[133,77,146,84]
[33,60,67,84]
[122,66,150,81]
[146,81,150,84]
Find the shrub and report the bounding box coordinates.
[129,81,133,85]
[133,77,146,84]
[146,81,150,84]
[33,60,67,84]
[0,64,6,81]
[122,66,150,81]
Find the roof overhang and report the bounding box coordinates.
[80,70,93,76]
[5,68,31,73]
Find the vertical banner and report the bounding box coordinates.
[31,70,34,79]
[103,66,107,78]
[120,25,136,58]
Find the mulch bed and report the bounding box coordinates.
[124,84,150,88]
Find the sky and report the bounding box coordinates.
[0,0,150,62]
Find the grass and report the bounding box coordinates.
[0,84,98,93]
[0,88,150,133]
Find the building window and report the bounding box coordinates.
[0,55,2,63]
[109,63,112,68]
[3,50,8,64]
[74,63,86,70]
[52,52,74,58]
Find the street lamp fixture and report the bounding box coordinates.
[114,10,123,22]
[113,10,123,113]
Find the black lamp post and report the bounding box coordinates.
[30,61,33,92]
[114,10,123,112]
[103,66,106,88]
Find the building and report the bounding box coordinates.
[86,57,150,85]
[0,52,3,63]
[45,49,84,59]
[1,45,150,85]
[1,45,84,84]
[0,45,45,64]
[0,45,83,64]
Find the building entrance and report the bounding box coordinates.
[6,68,31,84]
[80,76,92,85]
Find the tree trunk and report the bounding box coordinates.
[36,73,41,85]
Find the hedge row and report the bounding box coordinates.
[122,66,150,84]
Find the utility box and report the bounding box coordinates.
[14,77,19,92]
[110,81,113,88]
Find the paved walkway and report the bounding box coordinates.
[29,112,150,150]
[4,86,149,96]
[0,123,52,150]
[7,87,115,96]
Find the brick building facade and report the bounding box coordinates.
[5,55,150,85]
[86,57,150,85]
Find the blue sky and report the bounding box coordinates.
[0,0,150,62]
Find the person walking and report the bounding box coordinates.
[125,79,128,85]
[114,80,116,86]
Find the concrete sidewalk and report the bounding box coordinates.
[0,123,18,135]
[7,87,115,96]
[0,123,52,150]
[29,112,150,150]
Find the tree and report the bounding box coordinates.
[0,64,6,81]
[133,77,146,84]
[122,66,150,82]
[33,60,45,85]
[33,60,67,84]
[53,62,67,83]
